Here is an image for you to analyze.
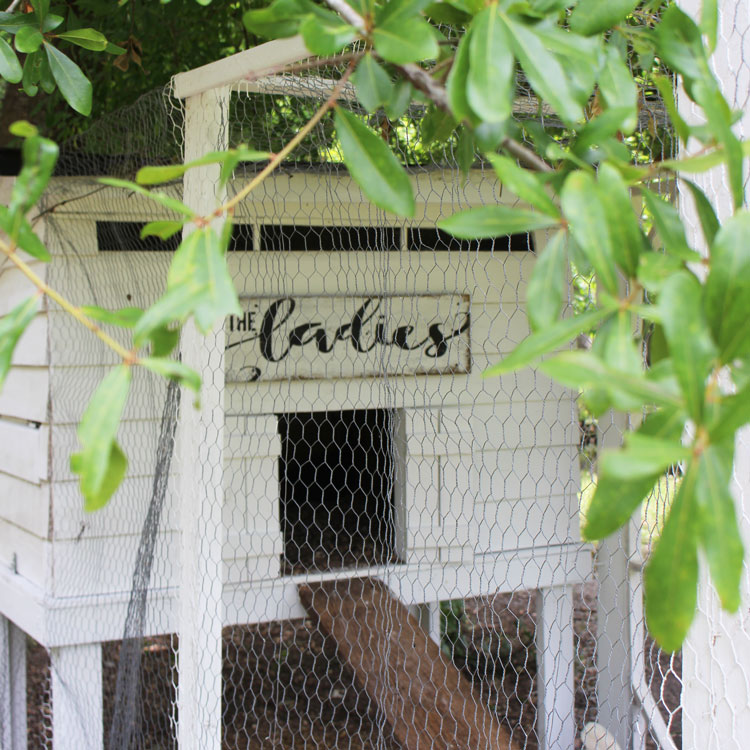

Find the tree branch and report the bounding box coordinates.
[322,0,553,173]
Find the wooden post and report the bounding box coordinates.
[50,644,102,749]
[535,585,575,750]
[1,616,27,750]
[176,86,229,750]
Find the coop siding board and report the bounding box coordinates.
[51,475,178,539]
[299,577,521,750]
[0,473,50,538]
[225,363,568,415]
[0,263,47,316]
[11,313,48,366]
[0,367,48,423]
[44,216,97,257]
[0,420,48,483]
[0,519,48,589]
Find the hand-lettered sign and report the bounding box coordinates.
[225,295,470,382]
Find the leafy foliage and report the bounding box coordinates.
[0,0,748,652]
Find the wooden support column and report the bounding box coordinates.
[177,86,229,750]
[594,410,643,750]
[1,616,27,750]
[50,644,102,750]
[535,585,575,750]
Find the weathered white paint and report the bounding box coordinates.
[536,585,575,750]
[0,263,47,316]
[11,313,48,366]
[0,473,50,539]
[177,86,229,750]
[172,35,311,99]
[51,643,102,750]
[0,367,49,423]
[0,419,48,484]
[0,615,27,750]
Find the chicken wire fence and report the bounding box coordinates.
[0,5,748,750]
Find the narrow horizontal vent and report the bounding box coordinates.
[97,221,254,252]
[407,227,534,253]
[260,224,399,251]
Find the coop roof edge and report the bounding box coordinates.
[172,35,312,100]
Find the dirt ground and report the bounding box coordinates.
[24,582,682,749]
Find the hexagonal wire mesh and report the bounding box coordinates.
[1,4,748,749]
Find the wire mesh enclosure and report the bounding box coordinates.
[1,3,750,748]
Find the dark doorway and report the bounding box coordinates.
[278,409,398,574]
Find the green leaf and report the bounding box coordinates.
[695,441,743,612]
[438,205,559,238]
[79,305,143,328]
[466,5,513,123]
[99,178,195,218]
[373,16,439,63]
[0,295,39,389]
[21,51,38,96]
[457,126,475,179]
[420,105,456,145]
[335,108,415,216]
[352,53,393,114]
[709,383,750,443]
[645,463,700,652]
[683,180,719,247]
[141,220,185,240]
[538,350,682,408]
[38,51,54,94]
[503,14,584,125]
[704,211,750,362]
[134,284,207,346]
[41,14,63,32]
[652,74,691,144]
[71,365,131,511]
[10,133,58,214]
[603,433,690,480]
[44,43,92,116]
[14,26,43,54]
[560,171,619,296]
[0,11,37,32]
[483,308,613,377]
[641,189,701,261]
[56,28,108,52]
[486,153,558,217]
[584,473,661,542]
[299,12,357,57]
[659,271,717,422]
[636,251,684,294]
[147,326,180,358]
[568,0,638,36]
[526,230,567,331]
[654,5,706,82]
[583,407,687,540]
[135,149,269,186]
[141,357,201,391]
[385,79,413,121]
[242,0,307,38]
[375,0,434,26]
[0,206,50,261]
[598,43,637,132]
[597,163,645,277]
[701,0,718,52]
[446,30,473,124]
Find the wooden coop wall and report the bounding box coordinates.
[0,171,589,647]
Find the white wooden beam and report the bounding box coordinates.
[535,585,575,750]
[172,35,311,100]
[1,615,27,750]
[50,643,102,750]
[176,86,230,750]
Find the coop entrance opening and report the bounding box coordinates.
[278,409,398,574]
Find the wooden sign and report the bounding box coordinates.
[226,294,471,383]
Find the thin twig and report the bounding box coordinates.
[5,0,22,12]
[0,238,136,363]
[217,61,357,215]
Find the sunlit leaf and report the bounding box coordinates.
[335,108,415,216]
[486,153,559,217]
[526,230,567,331]
[141,357,201,391]
[641,189,701,261]
[0,295,39,388]
[352,53,393,114]
[439,205,559,238]
[57,28,109,52]
[99,177,195,218]
[569,0,638,36]
[44,43,92,116]
[373,16,438,63]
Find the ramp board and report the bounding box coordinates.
[298,577,520,750]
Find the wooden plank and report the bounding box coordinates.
[12,313,48,366]
[0,367,48,423]
[0,263,47,316]
[0,472,50,538]
[299,577,521,750]
[0,419,48,483]
[172,35,311,99]
[0,519,48,589]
